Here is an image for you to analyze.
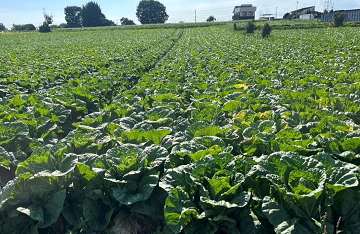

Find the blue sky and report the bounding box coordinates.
[1,0,359,28]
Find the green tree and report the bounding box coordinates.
[283,13,290,19]
[64,6,82,28]
[57,23,68,28]
[120,17,136,25]
[0,23,7,31]
[206,15,216,22]
[334,12,346,27]
[39,10,53,32]
[82,1,108,27]
[136,0,169,24]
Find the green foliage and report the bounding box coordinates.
[0,23,6,31]
[39,11,53,33]
[82,1,112,27]
[120,17,136,25]
[64,6,82,28]
[162,152,251,233]
[334,12,346,27]
[206,15,216,22]
[245,20,255,34]
[285,12,300,20]
[11,24,36,31]
[283,13,290,19]
[136,0,169,24]
[43,12,53,25]
[39,24,51,33]
[261,196,322,233]
[261,22,272,38]
[1,24,360,233]
[333,189,360,233]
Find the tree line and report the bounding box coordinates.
[65,2,116,28]
[0,0,169,31]
[64,0,168,28]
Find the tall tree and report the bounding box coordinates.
[82,1,107,27]
[64,6,82,28]
[136,0,169,24]
[39,10,53,32]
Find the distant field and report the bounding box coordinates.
[0,24,360,233]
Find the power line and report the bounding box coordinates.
[165,0,356,22]
[324,0,334,11]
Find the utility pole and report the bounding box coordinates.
[195,10,197,23]
[276,7,277,19]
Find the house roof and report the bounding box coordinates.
[233,4,256,13]
[333,8,360,12]
[291,6,315,13]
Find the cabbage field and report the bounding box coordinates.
[0,25,360,234]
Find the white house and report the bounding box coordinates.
[233,4,257,20]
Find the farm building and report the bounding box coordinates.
[321,9,360,22]
[233,4,257,20]
[291,6,315,15]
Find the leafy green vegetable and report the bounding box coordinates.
[113,168,159,205]
[83,198,114,231]
[17,189,66,228]
[164,187,200,233]
[1,23,360,233]
[261,196,322,233]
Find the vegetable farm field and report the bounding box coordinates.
[0,24,360,234]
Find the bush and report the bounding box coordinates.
[283,13,290,19]
[39,23,51,33]
[245,20,255,34]
[120,17,136,26]
[261,22,272,38]
[101,18,116,26]
[11,24,36,31]
[233,23,237,31]
[334,12,346,27]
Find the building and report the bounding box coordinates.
[233,4,257,20]
[291,6,315,15]
[322,9,360,22]
[260,14,275,20]
[299,14,315,20]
